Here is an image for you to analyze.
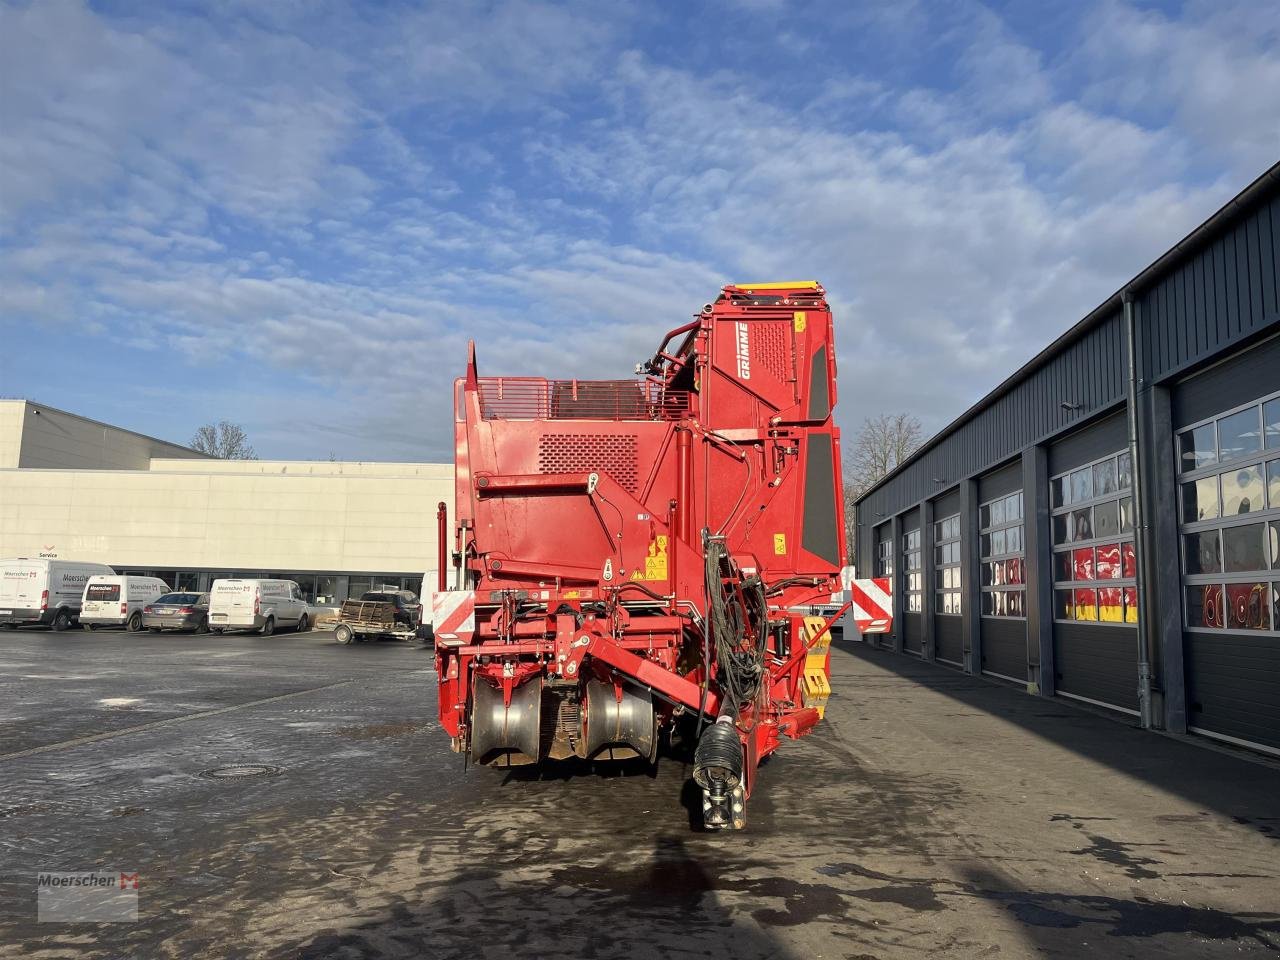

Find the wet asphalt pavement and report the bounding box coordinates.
[1,628,1278,958]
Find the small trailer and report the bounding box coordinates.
[333,597,421,645]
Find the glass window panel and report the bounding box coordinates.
[1122,541,1137,578]
[1071,507,1093,541]
[980,504,991,529]
[1184,530,1221,574]
[1053,513,1071,544]
[1009,590,1025,617]
[1098,587,1123,622]
[1074,588,1097,620]
[1123,586,1139,624]
[1052,476,1067,508]
[1010,492,1023,520]
[1054,552,1073,582]
[991,499,1006,526]
[1222,523,1266,573]
[994,591,1007,616]
[992,529,1006,555]
[1070,467,1092,503]
[935,545,946,566]
[1095,542,1121,579]
[981,591,994,616]
[1094,459,1118,496]
[1007,558,1024,585]
[1117,451,1132,490]
[1221,464,1266,516]
[1265,398,1280,449]
[1006,525,1021,554]
[1269,460,1280,509]
[1094,500,1120,538]
[980,533,992,557]
[1182,476,1220,522]
[1224,582,1271,630]
[1187,584,1222,628]
[1119,497,1133,533]
[1073,547,1095,581]
[1269,521,1279,570]
[1055,589,1074,620]
[1180,423,1216,471]
[1217,407,1262,463]
[316,576,339,605]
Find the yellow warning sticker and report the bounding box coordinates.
[639,534,669,581]
[793,311,806,332]
[773,533,787,555]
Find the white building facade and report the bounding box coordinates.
[0,401,452,603]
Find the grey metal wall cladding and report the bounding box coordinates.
[1185,632,1280,752]
[809,344,831,421]
[935,615,963,664]
[978,460,1023,501]
[1142,195,1279,385]
[933,488,961,520]
[1171,332,1280,428]
[802,433,840,566]
[980,617,1027,680]
[1048,411,1129,475]
[1053,623,1139,712]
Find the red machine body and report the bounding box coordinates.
[433,281,851,828]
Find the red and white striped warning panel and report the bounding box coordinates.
[849,577,892,635]
[431,590,475,644]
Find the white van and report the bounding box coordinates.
[79,575,170,632]
[0,558,117,631]
[208,579,310,636]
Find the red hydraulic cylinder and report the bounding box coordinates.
[675,428,693,543]
[437,501,448,593]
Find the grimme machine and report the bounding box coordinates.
[432,281,853,829]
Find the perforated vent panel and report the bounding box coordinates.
[537,434,640,494]
[752,322,792,382]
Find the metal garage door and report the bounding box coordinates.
[1174,338,1280,755]
[1048,412,1140,714]
[931,489,964,666]
[901,509,923,655]
[977,461,1028,683]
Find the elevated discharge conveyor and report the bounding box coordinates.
[431,281,869,828]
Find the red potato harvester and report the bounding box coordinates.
[431,281,890,829]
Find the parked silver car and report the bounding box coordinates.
[142,592,210,634]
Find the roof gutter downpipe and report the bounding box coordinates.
[1124,292,1156,730]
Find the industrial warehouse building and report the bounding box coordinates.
[0,400,451,603]
[853,162,1280,757]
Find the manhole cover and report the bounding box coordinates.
[201,764,280,780]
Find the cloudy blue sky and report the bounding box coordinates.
[2,0,1278,461]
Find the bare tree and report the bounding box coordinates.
[844,413,924,560]
[191,421,258,460]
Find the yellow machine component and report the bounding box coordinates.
[799,615,833,717]
[734,280,821,290]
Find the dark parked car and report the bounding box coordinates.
[142,592,210,634]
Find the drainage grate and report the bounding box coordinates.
[201,764,280,780]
